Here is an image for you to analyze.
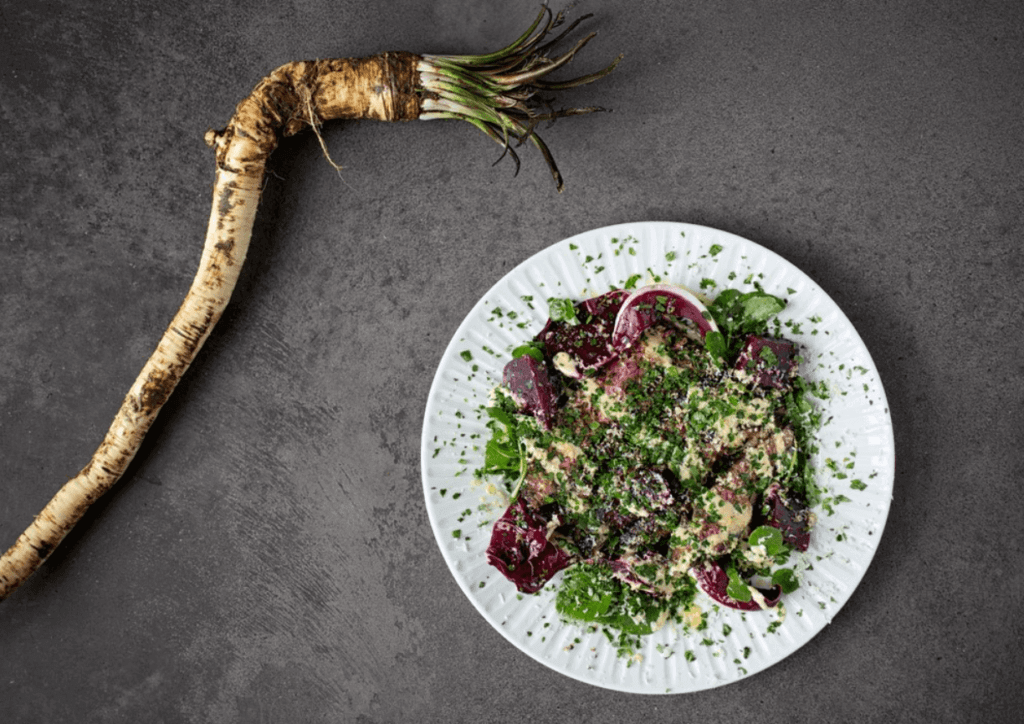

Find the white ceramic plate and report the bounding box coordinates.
[420,222,894,693]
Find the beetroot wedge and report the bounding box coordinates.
[611,283,718,350]
[735,334,797,388]
[486,498,573,594]
[536,289,629,377]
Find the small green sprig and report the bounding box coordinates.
[704,287,787,361]
[546,296,581,325]
[477,392,531,500]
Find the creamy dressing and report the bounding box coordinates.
[552,351,580,378]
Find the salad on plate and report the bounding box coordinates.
[421,222,895,692]
[481,281,823,652]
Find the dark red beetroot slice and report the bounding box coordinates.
[611,284,717,350]
[735,335,797,388]
[535,289,629,377]
[692,561,781,611]
[487,498,573,594]
[501,354,559,429]
[762,483,812,551]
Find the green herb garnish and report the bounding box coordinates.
[771,568,799,594]
[511,340,545,362]
[547,297,580,325]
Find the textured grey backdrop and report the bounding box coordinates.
[1,1,1021,722]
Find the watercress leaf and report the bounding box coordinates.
[749,525,785,556]
[485,406,513,428]
[704,330,728,360]
[570,592,614,621]
[483,440,517,471]
[739,292,786,326]
[726,566,752,602]
[512,341,545,362]
[711,288,742,311]
[612,610,656,635]
[555,566,617,622]
[771,567,800,594]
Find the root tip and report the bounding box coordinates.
[204,128,221,148]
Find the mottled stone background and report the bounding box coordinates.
[1,1,1021,721]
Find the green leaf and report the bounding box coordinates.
[771,568,799,594]
[484,406,513,428]
[704,330,727,360]
[612,610,656,636]
[749,526,785,556]
[739,292,786,325]
[547,297,580,325]
[572,591,614,620]
[555,567,616,623]
[726,567,752,602]
[479,405,527,490]
[511,341,545,362]
[758,344,779,366]
[711,288,742,309]
[705,287,788,362]
[483,439,517,471]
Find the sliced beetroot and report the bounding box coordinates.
[691,561,781,611]
[762,483,812,551]
[735,335,797,388]
[611,283,718,350]
[486,498,573,594]
[536,289,629,377]
[599,352,644,396]
[501,354,559,429]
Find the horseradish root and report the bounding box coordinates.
[0,6,619,601]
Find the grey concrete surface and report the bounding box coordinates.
[1,1,1021,721]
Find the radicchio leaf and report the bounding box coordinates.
[501,354,559,429]
[692,560,781,611]
[762,482,812,551]
[607,552,666,595]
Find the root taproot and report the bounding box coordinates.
[1,8,618,600]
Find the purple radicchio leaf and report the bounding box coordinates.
[762,482,812,551]
[611,283,717,350]
[692,560,781,611]
[501,354,560,429]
